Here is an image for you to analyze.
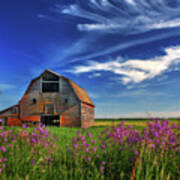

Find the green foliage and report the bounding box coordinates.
[0,120,179,180]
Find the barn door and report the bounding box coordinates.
[41,115,60,126]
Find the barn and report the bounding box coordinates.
[0,69,95,128]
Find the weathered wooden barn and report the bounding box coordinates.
[0,69,95,128]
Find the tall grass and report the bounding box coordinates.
[0,120,179,179]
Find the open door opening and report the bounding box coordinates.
[41,115,60,126]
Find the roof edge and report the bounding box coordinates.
[0,104,19,115]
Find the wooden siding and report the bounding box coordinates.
[60,104,81,127]
[21,115,40,122]
[1,70,94,127]
[20,75,80,117]
[0,106,19,119]
[20,79,41,116]
[81,103,94,128]
[8,117,21,126]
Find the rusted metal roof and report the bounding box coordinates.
[68,79,94,107]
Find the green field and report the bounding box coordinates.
[0,119,179,180]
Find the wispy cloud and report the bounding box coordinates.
[88,73,101,78]
[60,29,180,65]
[114,89,168,98]
[0,84,15,91]
[41,1,180,68]
[61,0,180,34]
[70,46,180,85]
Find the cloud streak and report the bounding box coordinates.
[61,0,180,34]
[0,84,15,91]
[65,29,180,64]
[71,46,180,84]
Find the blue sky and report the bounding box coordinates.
[1,0,180,118]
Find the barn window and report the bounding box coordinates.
[32,98,37,104]
[42,72,59,93]
[42,82,59,92]
[64,98,68,104]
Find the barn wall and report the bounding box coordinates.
[20,75,80,120]
[81,103,94,128]
[39,77,80,114]
[8,117,21,126]
[60,104,81,127]
[21,115,40,122]
[59,78,80,108]
[20,79,41,116]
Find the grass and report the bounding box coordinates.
[0,119,179,179]
[94,118,179,128]
[48,126,106,149]
[48,120,146,148]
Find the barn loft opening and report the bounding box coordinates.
[42,71,59,93]
[42,83,59,92]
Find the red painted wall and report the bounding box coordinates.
[60,104,81,127]
[8,117,22,126]
[21,115,40,122]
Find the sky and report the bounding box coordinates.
[1,0,180,118]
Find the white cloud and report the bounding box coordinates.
[152,18,180,29]
[61,0,180,34]
[88,73,101,78]
[0,84,15,91]
[71,46,180,84]
[63,29,180,65]
[115,89,168,98]
[125,0,136,6]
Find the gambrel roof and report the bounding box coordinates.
[19,69,94,107]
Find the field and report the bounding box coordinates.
[0,119,179,180]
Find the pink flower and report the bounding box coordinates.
[93,147,97,153]
[0,146,6,152]
[77,131,81,136]
[73,143,78,148]
[100,166,105,171]
[134,150,139,155]
[86,157,90,162]
[2,158,6,162]
[150,144,155,148]
[101,161,106,165]
[88,132,92,138]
